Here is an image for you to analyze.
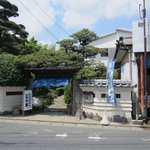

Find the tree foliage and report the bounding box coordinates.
[0,53,27,86]
[17,48,83,69]
[0,0,28,55]
[0,0,113,86]
[59,28,104,58]
[19,37,42,55]
[71,28,98,46]
[64,85,71,104]
[58,28,109,79]
[75,61,106,80]
[58,39,77,53]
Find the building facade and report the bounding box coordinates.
[78,29,135,122]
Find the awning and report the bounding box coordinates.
[114,37,132,68]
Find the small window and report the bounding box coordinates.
[101,93,107,98]
[6,91,23,96]
[116,94,121,98]
[101,93,121,98]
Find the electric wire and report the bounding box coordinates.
[32,0,108,37]
[133,0,141,5]
[32,0,69,36]
[18,0,59,41]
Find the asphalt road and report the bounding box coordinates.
[0,121,149,150]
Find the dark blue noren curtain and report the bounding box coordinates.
[32,77,70,88]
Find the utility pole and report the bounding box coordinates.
[142,0,148,120]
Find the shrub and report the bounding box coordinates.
[64,85,71,104]
[33,87,56,108]
[55,87,64,96]
[0,54,27,86]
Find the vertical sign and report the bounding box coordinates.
[106,59,116,105]
[132,20,150,52]
[23,90,32,111]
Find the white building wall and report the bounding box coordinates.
[80,85,133,121]
[117,30,132,40]
[132,62,138,91]
[90,34,116,48]
[0,89,3,113]
[89,29,132,67]
[121,63,130,81]
[120,52,138,91]
[0,86,25,113]
[92,53,108,66]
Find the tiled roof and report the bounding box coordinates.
[79,79,134,87]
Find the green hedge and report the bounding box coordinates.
[0,54,27,86]
[64,85,71,104]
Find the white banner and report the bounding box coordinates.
[106,59,116,106]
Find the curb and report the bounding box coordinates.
[0,116,150,129]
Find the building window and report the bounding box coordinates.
[101,93,121,98]
[6,91,23,96]
[101,93,107,98]
[116,94,121,98]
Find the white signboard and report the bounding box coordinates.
[132,20,150,52]
[23,90,32,111]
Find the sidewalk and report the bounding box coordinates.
[0,96,149,129]
[0,111,101,126]
[0,111,149,130]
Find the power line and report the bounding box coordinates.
[32,0,69,36]
[134,0,140,4]
[18,0,59,41]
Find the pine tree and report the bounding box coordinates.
[0,0,28,55]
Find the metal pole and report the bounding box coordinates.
[143,0,148,120]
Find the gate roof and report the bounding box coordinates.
[25,67,80,77]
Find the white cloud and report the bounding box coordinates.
[9,0,56,37]
[6,0,150,43]
[103,0,138,18]
[51,0,142,28]
[8,0,146,32]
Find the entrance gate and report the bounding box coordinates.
[25,68,80,114]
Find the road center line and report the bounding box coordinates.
[142,138,150,141]
[56,133,68,137]
[88,136,107,140]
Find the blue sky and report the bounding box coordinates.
[9,0,150,45]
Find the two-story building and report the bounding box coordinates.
[79,29,135,123]
[79,22,150,122]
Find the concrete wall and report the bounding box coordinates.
[0,86,25,114]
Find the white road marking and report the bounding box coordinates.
[88,136,107,140]
[23,131,38,136]
[142,138,150,141]
[43,129,53,133]
[56,133,68,138]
